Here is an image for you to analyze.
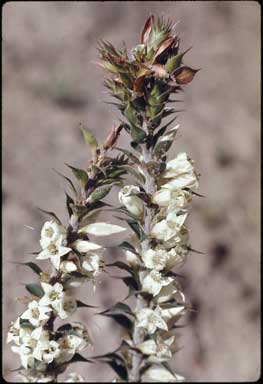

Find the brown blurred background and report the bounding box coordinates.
[2,1,260,382]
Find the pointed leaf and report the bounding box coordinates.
[65,163,88,188]
[37,208,61,225]
[25,284,44,297]
[53,169,77,196]
[76,300,98,309]
[81,127,98,153]
[78,222,127,236]
[10,261,42,275]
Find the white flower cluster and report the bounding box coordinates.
[7,218,126,381]
[7,317,90,371]
[119,152,199,382]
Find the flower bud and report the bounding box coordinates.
[118,185,144,217]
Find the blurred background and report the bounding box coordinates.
[2,1,260,382]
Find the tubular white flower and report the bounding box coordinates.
[40,220,66,249]
[20,300,52,327]
[72,239,104,253]
[78,222,127,236]
[163,152,195,178]
[37,236,71,270]
[136,306,168,334]
[56,333,84,363]
[153,188,192,213]
[119,185,144,217]
[142,270,173,296]
[153,282,179,304]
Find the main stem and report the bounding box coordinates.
[130,128,157,382]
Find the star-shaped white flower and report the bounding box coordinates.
[7,317,21,345]
[22,327,50,362]
[137,334,174,362]
[38,282,64,309]
[40,220,66,249]
[142,270,173,296]
[136,306,168,334]
[20,300,52,327]
[81,253,101,276]
[37,236,71,269]
[142,248,168,271]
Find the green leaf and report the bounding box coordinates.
[81,127,98,153]
[52,169,77,196]
[65,163,88,188]
[69,353,93,364]
[37,208,61,225]
[116,241,139,255]
[87,185,113,203]
[127,220,147,241]
[114,147,140,164]
[76,300,98,308]
[10,261,42,275]
[130,125,146,143]
[165,48,191,73]
[106,261,134,275]
[65,192,74,217]
[25,284,44,297]
[124,103,141,128]
[118,165,145,184]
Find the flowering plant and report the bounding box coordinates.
[7,15,200,383]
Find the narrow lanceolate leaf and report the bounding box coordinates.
[37,208,61,225]
[141,15,154,45]
[124,103,141,128]
[114,147,141,164]
[65,192,74,217]
[116,241,139,255]
[173,66,200,85]
[52,169,77,196]
[76,300,98,308]
[25,284,44,297]
[65,163,88,188]
[69,353,93,364]
[87,185,112,203]
[81,127,98,153]
[78,222,127,236]
[10,261,42,275]
[106,261,134,275]
[117,165,145,184]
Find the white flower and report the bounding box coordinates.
[7,317,21,345]
[153,189,192,212]
[37,236,71,269]
[142,248,168,271]
[59,260,78,273]
[144,365,185,382]
[71,322,92,350]
[72,239,104,253]
[142,270,173,296]
[56,333,84,363]
[154,282,179,304]
[20,301,52,327]
[136,306,168,334]
[65,373,84,382]
[163,152,194,178]
[78,222,127,236]
[40,220,66,249]
[164,245,188,270]
[137,335,174,362]
[11,344,34,369]
[22,327,50,362]
[42,340,61,364]
[53,295,77,320]
[38,282,64,309]
[151,213,187,242]
[119,185,144,217]
[81,253,101,275]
